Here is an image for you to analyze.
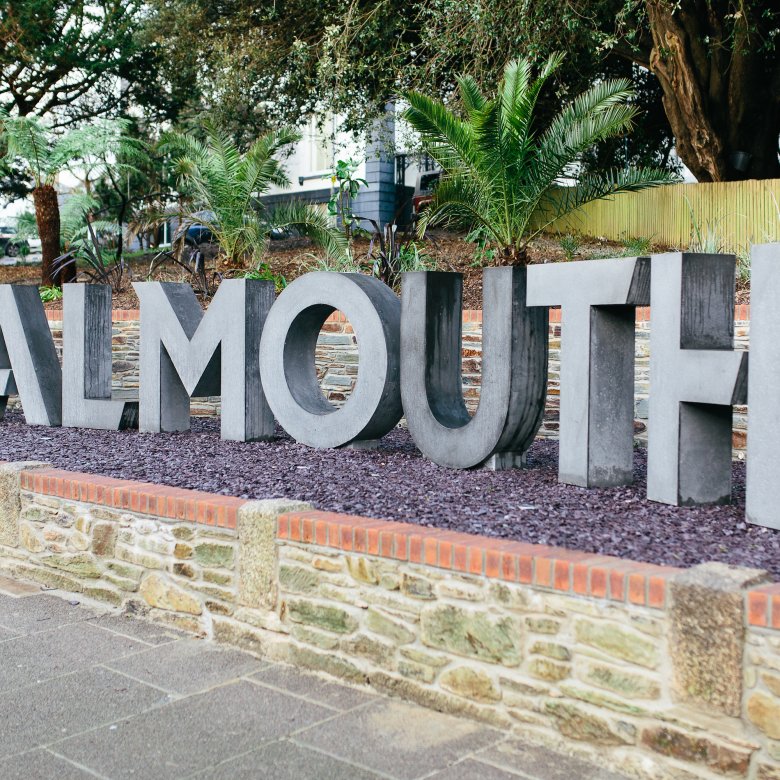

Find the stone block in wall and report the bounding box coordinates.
[747,692,780,739]
[0,461,51,547]
[757,762,780,780]
[420,603,523,666]
[139,572,203,615]
[237,499,312,610]
[640,725,756,776]
[670,562,769,717]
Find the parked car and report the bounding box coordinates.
[0,227,30,258]
[412,171,441,217]
[180,212,289,248]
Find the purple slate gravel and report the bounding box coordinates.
[1,410,778,578]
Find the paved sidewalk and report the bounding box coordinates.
[0,576,628,780]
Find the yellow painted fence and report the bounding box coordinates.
[539,178,780,253]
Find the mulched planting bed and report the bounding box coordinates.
[15,231,745,314]
[1,411,776,577]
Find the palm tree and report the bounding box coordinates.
[0,112,140,285]
[0,111,71,284]
[158,122,347,268]
[403,55,676,265]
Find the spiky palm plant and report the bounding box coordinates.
[403,55,676,265]
[158,122,347,268]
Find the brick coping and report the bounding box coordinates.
[43,305,753,324]
[17,464,778,628]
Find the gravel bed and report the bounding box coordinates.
[0,411,777,578]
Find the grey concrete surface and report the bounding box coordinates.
[0,575,629,780]
[646,253,747,506]
[62,284,138,430]
[259,272,403,448]
[746,242,780,529]
[133,280,275,442]
[401,268,547,469]
[0,283,62,425]
[527,257,649,488]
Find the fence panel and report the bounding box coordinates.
[537,178,780,253]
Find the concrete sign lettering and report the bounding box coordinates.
[63,284,138,430]
[134,279,275,442]
[0,244,778,529]
[646,253,747,506]
[526,257,649,487]
[259,272,402,448]
[0,284,61,426]
[746,245,780,529]
[401,267,547,469]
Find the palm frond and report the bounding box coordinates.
[404,56,674,263]
[0,111,57,186]
[267,201,349,261]
[417,176,499,241]
[456,75,488,119]
[402,92,478,174]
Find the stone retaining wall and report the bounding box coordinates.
[40,306,751,455]
[0,461,777,780]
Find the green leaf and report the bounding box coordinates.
[402,55,675,263]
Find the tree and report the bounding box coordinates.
[407,0,779,181]
[639,0,779,181]
[154,0,777,181]
[66,118,151,263]
[158,122,348,268]
[0,112,137,284]
[0,0,143,122]
[403,56,675,265]
[0,112,69,284]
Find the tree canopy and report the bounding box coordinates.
[1,0,139,121]
[149,0,778,181]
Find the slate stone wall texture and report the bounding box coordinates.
[0,461,778,780]
[42,307,751,455]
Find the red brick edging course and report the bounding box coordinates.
[19,468,244,530]
[43,306,753,324]
[20,465,779,629]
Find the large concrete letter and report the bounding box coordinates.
[259,272,402,448]
[0,285,61,426]
[62,284,138,430]
[401,268,547,469]
[647,253,747,506]
[134,279,274,441]
[527,257,649,486]
[746,243,780,529]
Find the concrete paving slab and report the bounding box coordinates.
[0,624,19,641]
[87,613,189,645]
[0,748,97,780]
[249,664,376,711]
[294,699,502,779]
[0,621,148,693]
[106,638,265,695]
[195,738,383,779]
[56,679,335,780]
[428,757,526,779]
[0,580,634,780]
[0,593,101,634]
[476,740,629,780]
[0,667,167,758]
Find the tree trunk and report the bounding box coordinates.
[645,0,780,182]
[32,184,71,286]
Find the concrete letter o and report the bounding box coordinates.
[259,272,402,448]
